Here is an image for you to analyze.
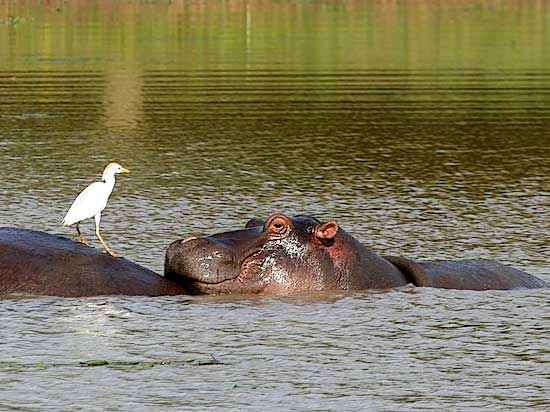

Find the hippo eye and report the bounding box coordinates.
[266,215,290,235]
[270,221,286,233]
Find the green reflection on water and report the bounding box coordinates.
[2,0,550,71]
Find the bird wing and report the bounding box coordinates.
[62,182,110,226]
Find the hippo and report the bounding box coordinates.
[165,214,548,294]
[0,227,186,297]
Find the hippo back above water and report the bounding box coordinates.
[165,214,548,294]
[0,227,186,297]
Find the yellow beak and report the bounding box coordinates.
[121,167,130,173]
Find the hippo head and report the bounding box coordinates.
[165,214,402,295]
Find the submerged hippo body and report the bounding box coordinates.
[0,228,186,297]
[165,214,548,294]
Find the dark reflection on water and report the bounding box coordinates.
[1,1,550,411]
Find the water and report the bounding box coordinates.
[1,1,549,410]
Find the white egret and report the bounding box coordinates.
[62,162,130,257]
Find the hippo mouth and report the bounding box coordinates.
[165,250,264,295]
[164,229,265,293]
[178,252,260,286]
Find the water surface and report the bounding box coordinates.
[1,1,549,411]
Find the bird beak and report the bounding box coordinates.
[121,167,130,174]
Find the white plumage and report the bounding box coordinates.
[62,162,130,257]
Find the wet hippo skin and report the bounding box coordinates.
[1,217,547,298]
[165,214,548,295]
[0,227,187,297]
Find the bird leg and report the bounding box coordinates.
[76,222,91,246]
[96,228,118,258]
[94,213,118,258]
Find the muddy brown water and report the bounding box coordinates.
[1,2,549,411]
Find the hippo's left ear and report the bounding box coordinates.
[315,221,339,240]
[245,218,265,229]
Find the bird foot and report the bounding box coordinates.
[102,249,119,258]
[79,239,91,246]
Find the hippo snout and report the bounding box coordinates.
[165,237,210,276]
[164,237,242,285]
[165,239,181,263]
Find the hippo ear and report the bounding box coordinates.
[245,218,265,228]
[315,221,339,240]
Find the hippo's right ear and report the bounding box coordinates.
[315,221,339,240]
